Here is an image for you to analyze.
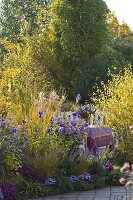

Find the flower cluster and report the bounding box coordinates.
[70,173,92,183]
[1,183,17,200]
[48,111,86,137]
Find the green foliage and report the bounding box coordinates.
[93,176,105,188]
[87,156,105,176]
[57,176,73,193]
[16,177,52,199]
[73,181,94,191]
[48,0,109,97]
[25,146,61,177]
[74,157,89,176]
[74,45,127,100]
[61,157,76,177]
[0,124,23,183]
[105,168,122,186]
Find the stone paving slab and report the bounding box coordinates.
[29,186,133,200]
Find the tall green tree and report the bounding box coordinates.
[48,0,109,97]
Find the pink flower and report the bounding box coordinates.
[120,163,130,172]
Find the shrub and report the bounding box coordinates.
[25,146,61,177]
[74,157,89,176]
[105,168,122,186]
[93,176,106,188]
[17,178,50,199]
[56,176,73,193]
[0,120,24,182]
[60,157,76,176]
[87,156,105,176]
[73,180,94,191]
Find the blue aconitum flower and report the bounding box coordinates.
[76,93,81,103]
[70,176,79,183]
[38,111,43,118]
[70,121,77,127]
[22,120,26,124]
[45,178,56,186]
[12,128,17,134]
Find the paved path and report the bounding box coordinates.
[30,186,133,200]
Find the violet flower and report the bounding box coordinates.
[18,165,34,176]
[105,163,114,171]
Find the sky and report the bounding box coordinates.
[105,0,133,30]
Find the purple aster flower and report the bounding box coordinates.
[38,111,43,118]
[12,128,17,134]
[1,121,6,127]
[70,176,79,183]
[58,126,65,133]
[45,178,56,186]
[78,173,92,181]
[79,125,84,131]
[76,93,81,103]
[22,120,26,124]
[47,128,53,135]
[70,121,77,127]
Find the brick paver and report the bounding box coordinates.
[29,186,133,200]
